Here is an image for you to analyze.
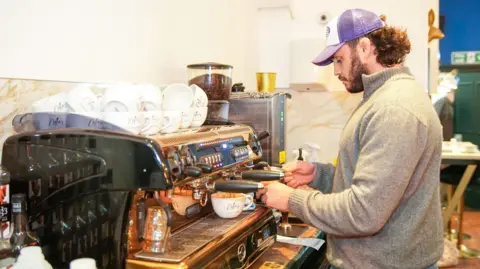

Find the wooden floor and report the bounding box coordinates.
[446,210,480,268]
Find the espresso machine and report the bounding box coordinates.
[228,92,291,167]
[1,125,284,269]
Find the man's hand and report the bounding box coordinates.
[283,161,316,188]
[256,182,294,212]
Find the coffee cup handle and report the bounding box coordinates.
[95,94,105,112]
[159,115,173,131]
[243,195,254,211]
[141,117,153,134]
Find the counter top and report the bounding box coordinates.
[442,151,480,161]
[250,225,325,269]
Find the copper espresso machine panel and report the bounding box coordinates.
[1,125,280,269]
[125,125,279,269]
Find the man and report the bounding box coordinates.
[257,9,444,269]
[433,70,458,141]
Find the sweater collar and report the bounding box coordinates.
[361,66,414,98]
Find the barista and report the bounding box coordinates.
[256,8,443,269]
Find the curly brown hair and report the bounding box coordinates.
[347,25,411,67]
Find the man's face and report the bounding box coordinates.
[332,44,368,93]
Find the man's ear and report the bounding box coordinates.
[357,37,374,55]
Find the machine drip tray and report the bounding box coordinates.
[135,211,254,263]
[277,224,309,237]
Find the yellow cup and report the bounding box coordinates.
[256,72,277,93]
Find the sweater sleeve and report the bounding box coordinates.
[308,162,335,194]
[288,105,428,236]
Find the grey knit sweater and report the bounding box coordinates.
[288,67,444,269]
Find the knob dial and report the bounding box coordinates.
[237,243,246,262]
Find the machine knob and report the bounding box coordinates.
[252,161,269,170]
[257,131,270,141]
[184,166,202,177]
[185,156,193,166]
[196,163,213,173]
[237,243,246,262]
[262,226,271,239]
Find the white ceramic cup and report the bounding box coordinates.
[162,83,194,111]
[161,110,182,134]
[33,92,70,113]
[171,195,198,216]
[190,84,209,108]
[211,192,254,219]
[180,108,194,129]
[67,112,105,130]
[67,84,103,113]
[104,112,150,135]
[141,111,173,135]
[31,113,67,130]
[30,95,68,130]
[137,84,163,111]
[104,84,141,112]
[191,107,208,128]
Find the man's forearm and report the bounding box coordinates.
[308,162,335,193]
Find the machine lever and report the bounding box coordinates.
[212,180,264,193]
[241,170,284,181]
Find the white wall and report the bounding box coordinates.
[0,0,258,88]
[0,1,431,91]
[258,0,430,90]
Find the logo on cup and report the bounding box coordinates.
[49,117,65,127]
[80,98,98,112]
[128,116,140,125]
[53,102,68,112]
[145,115,156,125]
[226,202,242,212]
[195,97,207,108]
[88,118,104,128]
[193,111,202,121]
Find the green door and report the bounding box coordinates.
[454,72,480,145]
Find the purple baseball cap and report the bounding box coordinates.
[312,9,385,66]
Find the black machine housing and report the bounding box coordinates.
[1,127,265,269]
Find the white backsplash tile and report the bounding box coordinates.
[0,78,77,159]
[284,89,362,163]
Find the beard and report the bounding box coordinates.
[344,52,368,93]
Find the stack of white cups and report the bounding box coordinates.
[15,82,210,135]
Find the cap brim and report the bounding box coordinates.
[312,43,345,66]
